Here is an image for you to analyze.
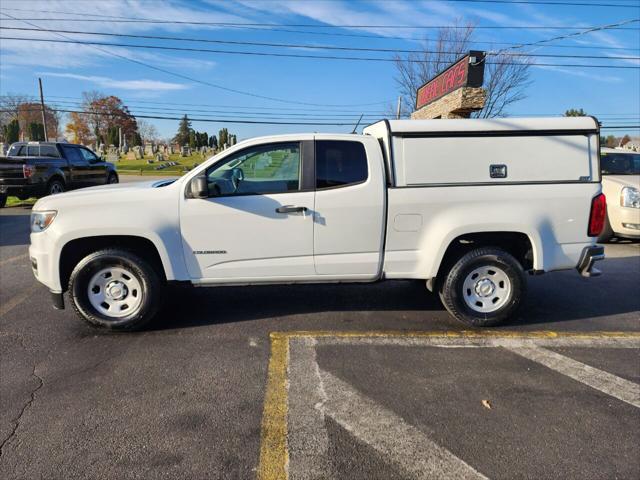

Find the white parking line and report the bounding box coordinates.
[318,369,488,479]
[506,346,640,409]
[288,338,330,479]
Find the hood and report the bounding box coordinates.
[33,177,180,211]
[602,175,640,189]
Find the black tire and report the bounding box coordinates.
[439,247,526,327]
[68,249,163,331]
[0,193,6,208]
[46,178,65,196]
[107,172,119,184]
[597,212,614,243]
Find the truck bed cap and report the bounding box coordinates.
[366,117,599,135]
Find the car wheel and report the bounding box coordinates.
[68,249,163,331]
[597,212,613,243]
[107,173,119,184]
[47,178,65,196]
[439,247,526,327]
[0,193,6,208]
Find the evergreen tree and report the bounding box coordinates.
[106,126,119,147]
[3,119,20,143]
[209,135,218,149]
[173,115,192,146]
[564,108,587,117]
[219,128,229,148]
[28,122,45,141]
[188,130,197,148]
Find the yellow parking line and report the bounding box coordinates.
[257,329,640,479]
[271,330,640,340]
[258,333,290,480]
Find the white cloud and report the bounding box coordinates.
[39,72,189,91]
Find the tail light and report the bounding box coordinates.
[588,193,606,237]
[23,164,36,178]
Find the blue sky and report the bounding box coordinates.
[0,0,638,141]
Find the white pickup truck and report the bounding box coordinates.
[29,117,606,330]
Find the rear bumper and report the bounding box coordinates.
[576,245,605,278]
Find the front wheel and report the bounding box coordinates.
[439,247,526,327]
[68,249,163,331]
[107,173,119,184]
[0,193,6,208]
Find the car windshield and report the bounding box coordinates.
[601,152,640,175]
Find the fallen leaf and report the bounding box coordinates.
[481,399,492,409]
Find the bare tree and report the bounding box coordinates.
[393,24,531,118]
[137,119,160,144]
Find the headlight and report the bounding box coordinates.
[621,187,640,208]
[30,211,57,233]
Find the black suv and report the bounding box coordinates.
[0,142,118,207]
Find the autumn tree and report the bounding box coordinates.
[621,134,631,147]
[65,111,92,144]
[393,24,531,118]
[81,91,139,145]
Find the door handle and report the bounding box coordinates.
[276,205,307,214]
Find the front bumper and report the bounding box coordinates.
[576,245,605,278]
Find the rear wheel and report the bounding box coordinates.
[107,173,118,184]
[47,178,65,196]
[68,249,163,331]
[439,247,526,327]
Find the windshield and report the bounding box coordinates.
[601,152,640,175]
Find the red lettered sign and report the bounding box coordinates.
[415,52,485,110]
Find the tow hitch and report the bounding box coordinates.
[577,245,605,278]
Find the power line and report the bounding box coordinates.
[497,18,640,53]
[3,26,638,60]
[5,108,638,130]
[405,0,640,7]
[3,36,639,68]
[2,8,637,51]
[0,108,367,126]
[0,12,392,108]
[2,17,639,30]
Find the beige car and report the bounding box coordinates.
[599,148,640,241]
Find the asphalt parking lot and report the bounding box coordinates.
[1,199,639,479]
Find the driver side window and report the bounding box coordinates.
[206,143,300,196]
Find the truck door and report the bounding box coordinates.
[312,139,385,278]
[180,141,316,281]
[60,145,90,188]
[79,147,107,185]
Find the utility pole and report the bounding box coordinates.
[396,96,402,120]
[38,78,49,141]
[118,127,122,148]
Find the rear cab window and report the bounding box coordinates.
[39,145,60,158]
[316,140,368,189]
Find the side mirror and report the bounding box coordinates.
[188,175,208,199]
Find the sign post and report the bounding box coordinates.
[411,51,486,120]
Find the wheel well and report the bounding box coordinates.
[59,236,166,291]
[434,232,534,287]
[47,174,65,186]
